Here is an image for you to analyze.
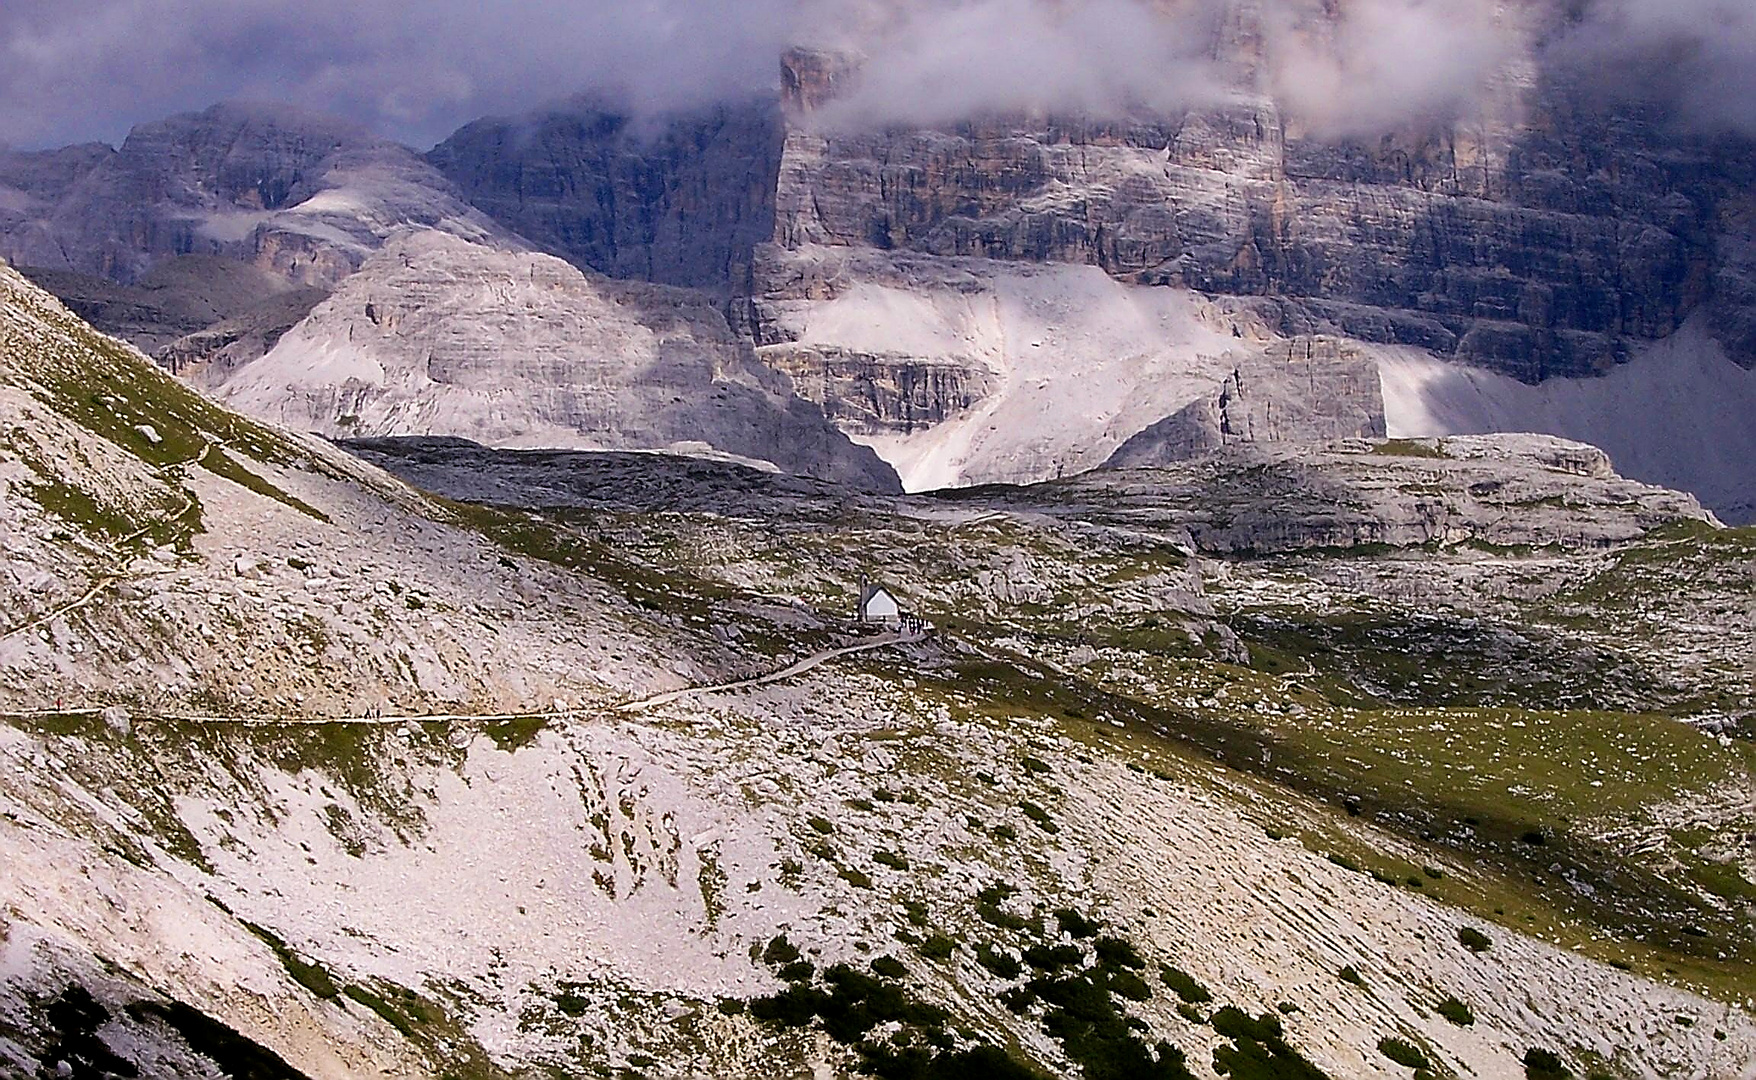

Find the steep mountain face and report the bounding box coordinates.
[3,261,1754,1079]
[741,243,1261,489]
[1104,337,1387,468]
[409,8,1756,510]
[420,25,1753,391]
[0,103,517,388]
[427,99,785,293]
[766,36,1752,385]
[0,102,509,288]
[0,106,893,489]
[210,231,900,491]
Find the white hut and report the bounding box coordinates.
[857,582,902,625]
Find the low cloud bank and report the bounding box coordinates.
[2,0,1752,150]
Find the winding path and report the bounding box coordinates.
[614,631,920,713]
[1,630,925,727]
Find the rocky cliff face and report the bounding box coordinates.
[426,99,784,293]
[211,231,900,491]
[758,343,995,435]
[7,4,1754,511]
[742,242,1264,490]
[1105,337,1386,468]
[769,42,1753,385]
[14,255,312,356]
[1078,434,1714,554]
[0,102,508,288]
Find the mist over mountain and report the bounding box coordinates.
[5,0,1756,150]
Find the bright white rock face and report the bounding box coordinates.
[214,231,900,491]
[754,246,1250,491]
[1379,318,1756,524]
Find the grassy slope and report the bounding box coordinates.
[444,483,1756,1006]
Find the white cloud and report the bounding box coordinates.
[1,0,1753,149]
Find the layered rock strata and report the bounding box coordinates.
[212,231,900,491]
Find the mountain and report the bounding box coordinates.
[427,97,784,294]
[15,0,1756,513]
[0,102,508,287]
[0,101,513,393]
[418,12,1756,516]
[209,230,900,491]
[0,103,894,488]
[3,257,1754,1079]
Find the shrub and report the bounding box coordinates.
[1523,1048,1572,1080]
[1457,927,1492,953]
[977,945,1023,980]
[1210,1007,1281,1042]
[979,903,1029,931]
[1024,944,1083,970]
[1021,756,1052,775]
[977,882,1016,905]
[1108,970,1153,1002]
[1435,997,1474,1026]
[779,961,815,982]
[554,992,589,1016]
[874,850,909,871]
[1055,909,1101,939]
[917,935,956,961]
[1337,966,1366,988]
[1093,936,1145,970]
[1378,1037,1429,1070]
[762,935,801,966]
[839,867,874,890]
[1159,965,1212,1004]
[808,816,835,835]
[871,956,909,979]
[1019,801,1058,832]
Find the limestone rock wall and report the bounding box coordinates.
[768,31,1753,383]
[759,343,995,435]
[211,231,900,491]
[0,102,509,288]
[426,99,785,293]
[1105,337,1387,468]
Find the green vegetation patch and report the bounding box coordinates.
[482,716,546,754]
[1209,1007,1331,1080]
[1377,1037,1429,1070]
[1370,440,1448,459]
[1159,966,1213,1005]
[242,921,338,999]
[1522,1048,1573,1080]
